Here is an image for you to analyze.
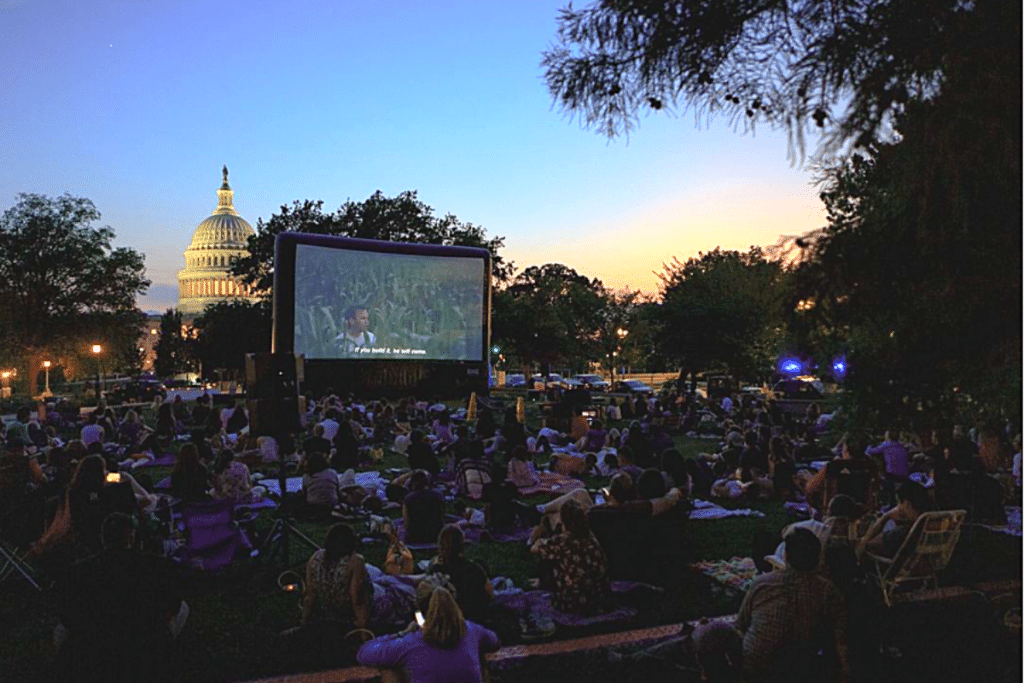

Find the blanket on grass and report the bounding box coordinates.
[690,557,760,593]
[518,472,586,497]
[133,453,177,468]
[688,499,766,520]
[492,581,654,627]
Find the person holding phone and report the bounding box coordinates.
[62,455,149,554]
[357,575,500,683]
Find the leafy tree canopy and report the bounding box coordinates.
[543,0,997,158]
[492,264,607,372]
[232,190,512,294]
[789,6,1021,427]
[154,308,191,378]
[656,247,785,381]
[188,300,272,381]
[0,193,149,390]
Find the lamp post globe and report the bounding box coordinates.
[91,345,103,401]
[42,361,52,398]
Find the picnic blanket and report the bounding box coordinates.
[133,453,177,468]
[688,499,766,520]
[691,557,760,593]
[518,472,586,497]
[492,581,650,627]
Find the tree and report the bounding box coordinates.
[491,264,607,374]
[0,194,149,394]
[789,5,1021,428]
[232,191,513,295]
[656,248,785,384]
[154,309,190,378]
[595,288,651,385]
[543,0,1001,158]
[187,300,272,382]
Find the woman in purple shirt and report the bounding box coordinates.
[357,577,500,683]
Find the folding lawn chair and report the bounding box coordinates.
[865,509,966,607]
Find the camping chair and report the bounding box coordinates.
[0,466,47,590]
[823,460,879,513]
[865,509,966,607]
[175,500,254,571]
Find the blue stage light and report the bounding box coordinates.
[832,356,848,380]
[778,357,803,375]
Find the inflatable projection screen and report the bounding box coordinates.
[272,233,491,397]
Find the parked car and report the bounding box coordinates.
[544,373,566,389]
[562,377,585,390]
[574,374,610,391]
[614,380,654,396]
[505,373,527,388]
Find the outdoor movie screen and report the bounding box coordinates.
[292,242,486,362]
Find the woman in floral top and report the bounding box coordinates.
[530,500,610,615]
[210,448,255,503]
[303,524,372,628]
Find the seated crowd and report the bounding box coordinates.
[0,382,1019,683]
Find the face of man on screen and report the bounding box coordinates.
[347,308,370,336]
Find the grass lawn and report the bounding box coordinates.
[1,397,1019,682]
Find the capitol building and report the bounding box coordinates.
[176,166,259,316]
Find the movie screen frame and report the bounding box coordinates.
[272,233,492,364]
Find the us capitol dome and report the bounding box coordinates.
[176,166,259,315]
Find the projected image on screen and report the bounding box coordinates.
[293,243,485,361]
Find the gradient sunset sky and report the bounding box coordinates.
[1,0,826,312]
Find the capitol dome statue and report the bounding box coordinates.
[176,166,259,316]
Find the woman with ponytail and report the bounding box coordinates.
[357,575,500,683]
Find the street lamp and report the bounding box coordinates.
[612,328,629,386]
[0,370,11,399]
[42,361,52,398]
[92,344,103,401]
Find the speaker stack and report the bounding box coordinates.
[245,352,304,437]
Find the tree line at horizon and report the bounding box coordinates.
[1,0,1018,432]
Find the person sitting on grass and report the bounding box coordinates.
[403,470,446,545]
[300,524,372,634]
[481,463,521,532]
[210,448,255,504]
[169,443,210,504]
[427,524,493,622]
[302,451,341,512]
[616,445,644,483]
[454,440,491,500]
[737,528,848,683]
[530,499,610,616]
[407,429,440,477]
[507,446,539,489]
[55,512,187,683]
[357,576,500,683]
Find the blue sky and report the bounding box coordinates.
[1,0,825,312]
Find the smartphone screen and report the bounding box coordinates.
[106,472,121,484]
[415,611,425,627]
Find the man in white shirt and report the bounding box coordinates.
[318,409,341,442]
[80,413,105,446]
[335,305,376,352]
